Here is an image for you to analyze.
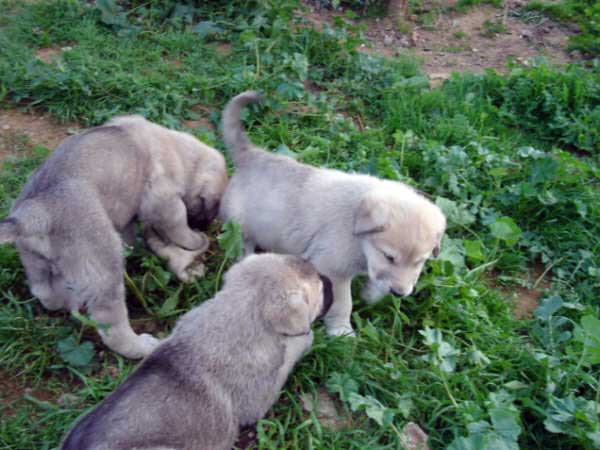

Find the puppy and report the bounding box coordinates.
[60,253,333,450]
[219,91,446,336]
[0,116,227,358]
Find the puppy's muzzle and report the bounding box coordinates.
[318,275,333,318]
[187,200,220,231]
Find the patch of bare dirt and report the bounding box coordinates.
[213,42,233,54]
[505,262,552,319]
[0,369,55,417]
[34,47,61,63]
[235,426,258,449]
[299,1,576,76]
[0,109,78,163]
[182,104,215,131]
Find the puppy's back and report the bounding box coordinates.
[61,342,236,450]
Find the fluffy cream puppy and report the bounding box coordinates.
[219,91,446,336]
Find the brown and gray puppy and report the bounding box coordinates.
[219,91,446,337]
[0,116,227,358]
[60,253,333,450]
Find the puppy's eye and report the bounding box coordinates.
[384,253,395,264]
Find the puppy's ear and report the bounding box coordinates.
[354,192,390,235]
[263,290,311,336]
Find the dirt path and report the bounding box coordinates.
[0,109,78,163]
[300,1,575,79]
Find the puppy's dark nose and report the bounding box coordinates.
[390,288,404,297]
[318,275,333,318]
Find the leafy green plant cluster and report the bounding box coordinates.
[0,1,599,449]
[382,61,600,153]
[525,0,600,57]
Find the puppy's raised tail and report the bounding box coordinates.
[222,91,262,165]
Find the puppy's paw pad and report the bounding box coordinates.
[327,326,356,338]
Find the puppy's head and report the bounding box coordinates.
[185,154,228,231]
[224,254,332,336]
[354,187,446,298]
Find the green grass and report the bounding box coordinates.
[524,0,600,57]
[0,1,599,449]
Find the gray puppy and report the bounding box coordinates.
[220,92,446,337]
[0,116,227,358]
[61,253,333,450]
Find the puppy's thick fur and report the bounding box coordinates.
[61,253,333,450]
[0,116,227,358]
[220,91,446,336]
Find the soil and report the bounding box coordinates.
[34,46,62,63]
[501,262,552,319]
[0,109,78,163]
[182,103,215,131]
[300,0,577,77]
[0,368,55,417]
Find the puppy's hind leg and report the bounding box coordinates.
[140,185,209,251]
[324,277,356,337]
[88,283,159,359]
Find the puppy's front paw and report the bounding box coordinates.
[185,231,209,252]
[178,261,205,283]
[326,325,356,338]
[123,334,160,359]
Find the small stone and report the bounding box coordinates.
[301,388,351,431]
[520,28,534,39]
[383,35,394,46]
[400,422,429,450]
[2,124,10,130]
[472,48,479,52]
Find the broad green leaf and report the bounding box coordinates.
[218,220,244,260]
[348,393,394,427]
[489,217,522,246]
[534,295,564,321]
[326,372,359,402]
[574,314,600,365]
[193,21,224,39]
[464,239,485,262]
[437,237,465,271]
[57,335,95,367]
[96,0,120,25]
[469,347,491,367]
[490,407,521,441]
[435,197,476,228]
[159,286,182,316]
[419,327,461,373]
